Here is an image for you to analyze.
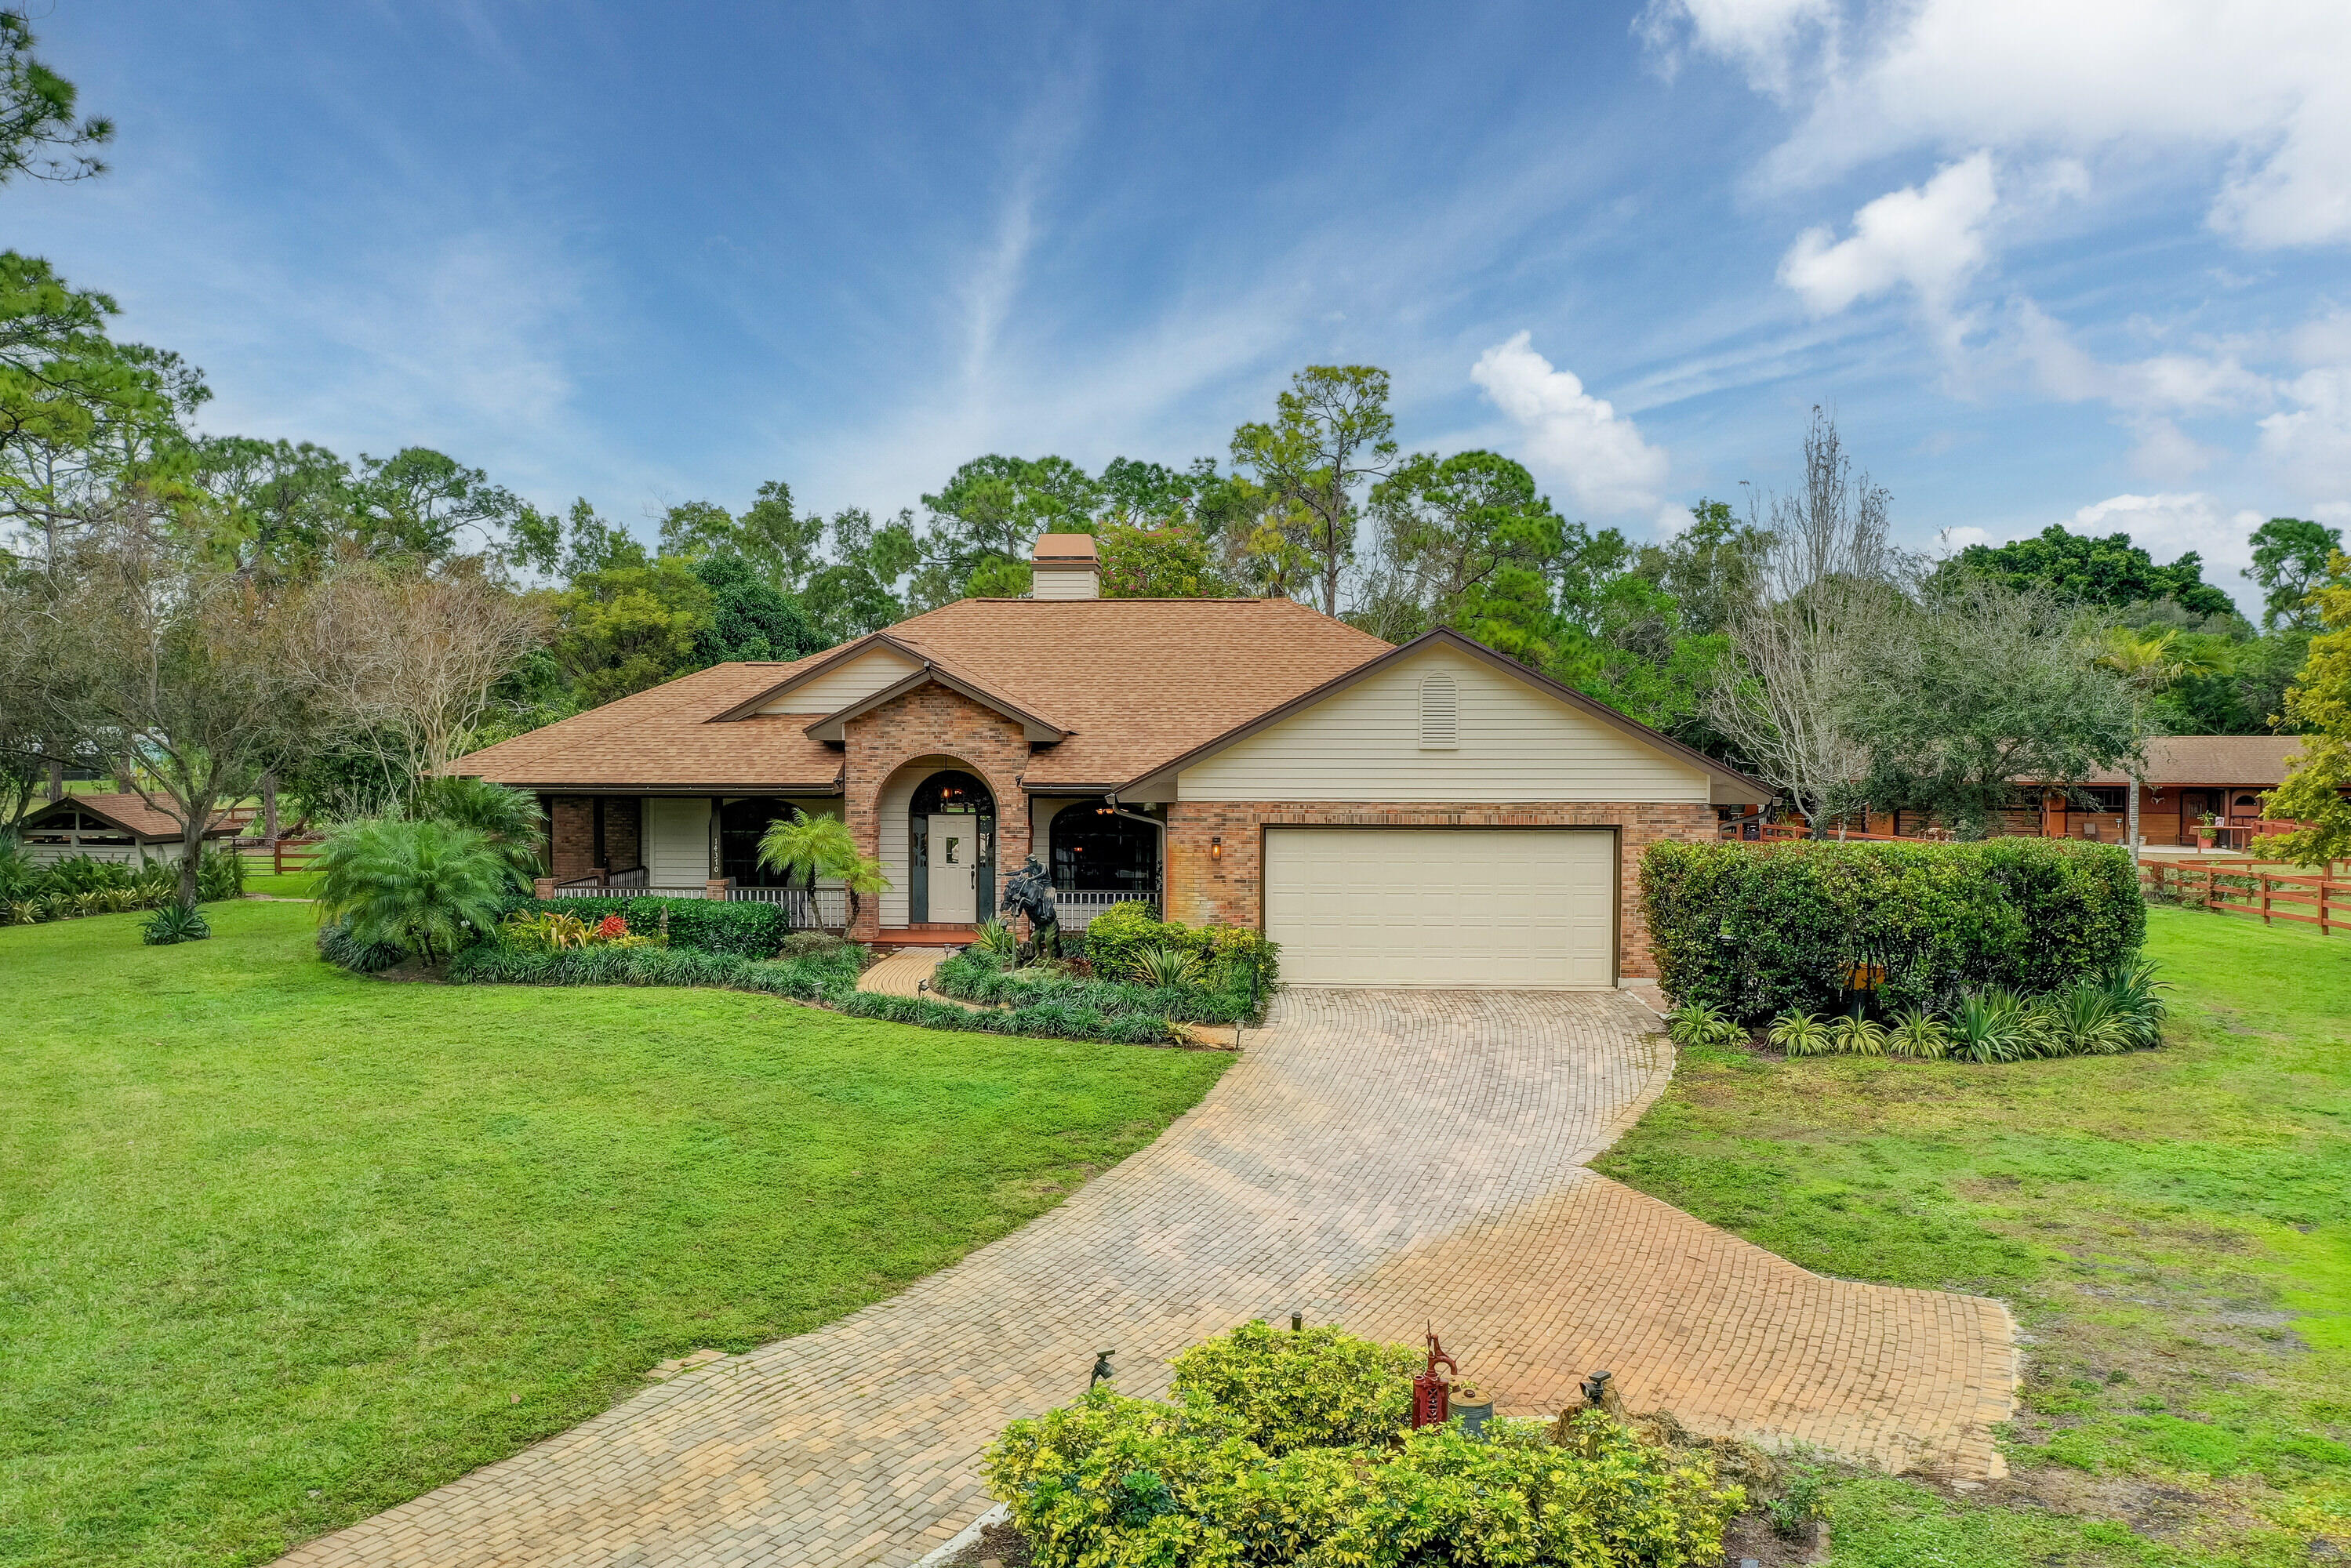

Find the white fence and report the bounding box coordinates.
[1052,890,1158,931]
[543,878,848,930]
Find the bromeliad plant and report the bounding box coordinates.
[498,909,663,953]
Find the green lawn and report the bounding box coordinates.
[0,901,1228,1568]
[1597,903,2351,1566]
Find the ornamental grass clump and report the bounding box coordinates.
[983,1320,1743,1568]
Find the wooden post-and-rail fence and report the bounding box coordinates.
[2142,857,2350,936]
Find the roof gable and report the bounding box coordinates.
[1129,628,1769,804]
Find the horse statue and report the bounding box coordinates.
[1000,854,1060,963]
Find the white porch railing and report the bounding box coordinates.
[1051,890,1158,931]
[726,885,848,930]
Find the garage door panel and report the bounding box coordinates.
[1263,829,1613,989]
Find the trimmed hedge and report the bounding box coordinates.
[1642,837,2144,1022]
[984,1321,1743,1566]
[1081,899,1280,989]
[499,895,788,958]
[445,940,859,997]
[932,949,1266,1025]
[441,941,1201,1046]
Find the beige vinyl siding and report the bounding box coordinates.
[644,797,710,886]
[1263,828,1615,987]
[876,768,928,927]
[757,648,921,714]
[1176,645,1709,804]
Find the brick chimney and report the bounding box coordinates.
[1030,532,1099,600]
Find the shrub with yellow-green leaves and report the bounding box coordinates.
[982,1322,1742,1566]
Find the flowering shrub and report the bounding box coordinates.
[983,1322,1742,1567]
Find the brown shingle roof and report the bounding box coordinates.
[2074,735,2313,787]
[22,792,237,839]
[450,598,1391,792]
[449,660,847,789]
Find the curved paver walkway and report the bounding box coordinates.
[279,989,2015,1568]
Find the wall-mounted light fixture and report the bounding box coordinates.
[1209,837,1223,861]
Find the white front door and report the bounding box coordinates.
[927,815,977,923]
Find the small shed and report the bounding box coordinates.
[14,793,238,869]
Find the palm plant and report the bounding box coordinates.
[407,775,546,889]
[1665,1000,1745,1047]
[1827,1014,1888,1056]
[757,810,889,928]
[313,818,513,965]
[1885,1007,1951,1060]
[972,916,1016,959]
[1768,1008,1832,1056]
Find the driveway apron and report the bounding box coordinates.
[279,989,2016,1568]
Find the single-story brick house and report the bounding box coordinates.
[15,792,238,868]
[450,535,1769,987]
[2025,735,2315,848]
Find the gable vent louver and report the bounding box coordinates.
[1419,671,1458,750]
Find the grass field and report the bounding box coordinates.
[0,900,1229,1568]
[1597,903,2351,1566]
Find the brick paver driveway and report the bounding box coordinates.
[281,989,2015,1568]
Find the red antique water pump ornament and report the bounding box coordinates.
[1411,1329,1457,1428]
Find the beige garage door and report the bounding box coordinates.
[1262,828,1615,988]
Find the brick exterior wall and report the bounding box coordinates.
[1164,800,1720,980]
[551,797,594,880]
[548,796,645,881]
[603,797,641,873]
[841,684,1034,941]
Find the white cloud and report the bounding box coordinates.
[1470,332,1671,517]
[2258,367,2351,499]
[1778,151,1997,315]
[1641,0,1835,99]
[1653,0,2351,249]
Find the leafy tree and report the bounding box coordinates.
[1853,582,2139,839]
[551,557,713,705]
[910,455,1101,604]
[655,499,734,559]
[690,552,823,662]
[1938,523,2233,619]
[17,496,331,905]
[736,479,829,594]
[800,506,918,643]
[2249,517,2344,633]
[349,448,525,561]
[313,817,513,964]
[0,256,201,563]
[1367,450,1564,664]
[0,9,111,184]
[184,437,352,575]
[1096,520,1230,598]
[1229,366,1397,616]
[2263,554,2351,866]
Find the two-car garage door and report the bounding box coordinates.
[1262,828,1615,988]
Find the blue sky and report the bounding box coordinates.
[16,2,2351,610]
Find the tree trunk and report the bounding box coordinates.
[45,757,63,803]
[261,771,280,845]
[2127,770,2142,866]
[174,790,216,909]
